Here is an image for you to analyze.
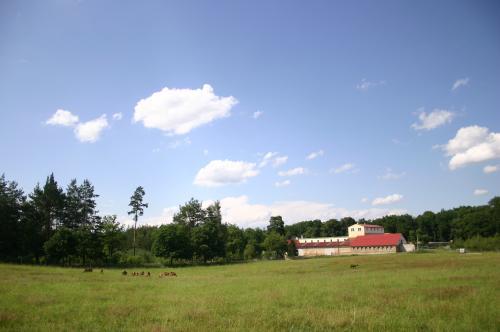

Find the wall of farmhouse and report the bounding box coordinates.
[351,246,397,254]
[298,237,349,244]
[298,247,353,256]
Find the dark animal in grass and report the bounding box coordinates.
[147,272,151,277]
[159,272,177,277]
[122,270,127,276]
[100,269,103,273]
[83,268,93,272]
[350,264,360,269]
[141,271,144,276]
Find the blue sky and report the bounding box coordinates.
[1,0,499,228]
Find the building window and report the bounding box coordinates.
[351,228,354,231]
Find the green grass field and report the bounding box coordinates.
[0,252,499,331]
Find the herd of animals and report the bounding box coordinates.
[83,265,360,275]
[82,268,178,277]
[122,270,177,277]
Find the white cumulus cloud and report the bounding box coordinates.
[442,125,500,170]
[133,84,238,135]
[483,165,499,174]
[112,112,123,120]
[452,78,469,91]
[372,194,403,206]
[473,189,488,196]
[74,115,109,143]
[306,150,324,160]
[46,109,79,127]
[194,160,259,187]
[411,109,455,131]
[278,167,306,177]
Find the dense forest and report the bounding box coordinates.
[1,173,499,267]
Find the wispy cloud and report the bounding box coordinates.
[275,179,291,187]
[451,78,469,91]
[331,163,357,174]
[259,152,288,168]
[411,108,455,131]
[253,111,263,119]
[168,137,191,149]
[379,168,406,180]
[306,150,324,160]
[483,165,499,174]
[473,189,488,196]
[372,194,403,206]
[278,167,306,177]
[356,79,386,91]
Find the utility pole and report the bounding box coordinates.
[416,233,419,252]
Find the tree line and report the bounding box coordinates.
[1,173,499,266]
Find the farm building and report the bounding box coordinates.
[294,223,414,256]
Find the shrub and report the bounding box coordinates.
[452,235,500,252]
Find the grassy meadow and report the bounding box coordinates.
[0,252,499,331]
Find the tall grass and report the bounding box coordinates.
[0,252,499,331]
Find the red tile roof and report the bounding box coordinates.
[349,233,403,247]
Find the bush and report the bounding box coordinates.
[117,249,159,267]
[452,235,500,251]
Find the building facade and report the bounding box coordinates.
[294,224,414,256]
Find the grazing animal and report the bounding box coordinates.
[122,270,127,276]
[100,269,103,273]
[83,268,93,272]
[147,272,151,277]
[141,271,145,276]
[159,271,177,277]
[350,264,359,269]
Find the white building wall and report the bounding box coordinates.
[298,236,348,244]
[348,224,384,238]
[298,247,353,256]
